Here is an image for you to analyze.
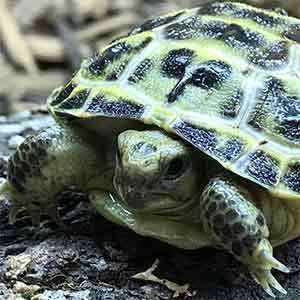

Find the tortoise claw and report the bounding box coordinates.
[251,268,287,297]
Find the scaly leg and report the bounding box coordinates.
[199,175,289,297]
[1,125,107,226]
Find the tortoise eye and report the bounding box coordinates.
[164,157,188,180]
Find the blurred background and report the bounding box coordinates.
[0,0,299,116]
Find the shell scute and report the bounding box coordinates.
[282,162,300,193]
[245,150,280,187]
[172,121,247,163]
[129,10,185,35]
[87,94,145,119]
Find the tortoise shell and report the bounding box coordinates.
[47,2,300,198]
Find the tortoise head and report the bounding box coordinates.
[113,129,200,214]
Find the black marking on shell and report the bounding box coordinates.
[275,92,300,142]
[173,121,244,162]
[246,150,279,186]
[272,8,288,16]
[197,2,236,16]
[128,58,154,83]
[173,121,217,153]
[222,89,243,119]
[248,41,289,70]
[284,25,300,42]
[129,11,184,35]
[166,79,187,103]
[85,37,153,79]
[220,23,265,50]
[86,42,130,77]
[249,77,300,143]
[164,14,267,54]
[190,60,232,90]
[166,60,232,103]
[59,89,90,110]
[197,2,286,28]
[50,82,77,106]
[87,95,144,119]
[161,48,194,78]
[164,16,202,40]
[282,163,300,193]
[214,139,244,162]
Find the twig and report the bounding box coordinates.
[0,0,37,73]
[77,13,139,42]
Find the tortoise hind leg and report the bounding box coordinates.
[199,175,289,297]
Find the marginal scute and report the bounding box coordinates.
[173,121,217,153]
[50,82,77,107]
[197,2,285,28]
[282,163,300,193]
[83,37,153,80]
[87,94,144,119]
[214,138,244,162]
[164,16,201,40]
[59,89,90,110]
[85,42,130,77]
[129,11,184,35]
[284,25,300,42]
[173,121,245,163]
[197,2,236,16]
[246,150,280,187]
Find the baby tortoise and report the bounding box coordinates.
[3,1,300,297]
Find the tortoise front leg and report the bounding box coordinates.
[199,175,289,297]
[1,125,107,226]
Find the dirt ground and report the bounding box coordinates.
[1,1,300,299]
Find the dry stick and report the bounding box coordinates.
[0,0,37,73]
[77,13,139,42]
[25,13,140,63]
[14,0,110,28]
[26,34,65,63]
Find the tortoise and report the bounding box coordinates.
[2,1,300,297]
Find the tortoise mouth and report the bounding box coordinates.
[113,176,182,214]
